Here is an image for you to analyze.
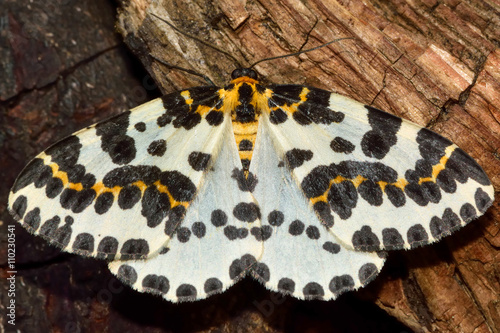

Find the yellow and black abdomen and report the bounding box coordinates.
[223,77,269,173]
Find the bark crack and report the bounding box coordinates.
[453,262,494,332]
[1,44,122,105]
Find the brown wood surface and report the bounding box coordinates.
[1,0,498,332]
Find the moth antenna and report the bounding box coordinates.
[248,37,355,69]
[150,54,216,86]
[151,14,243,67]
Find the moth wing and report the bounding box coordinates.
[265,85,494,251]
[108,120,263,302]
[8,87,233,260]
[247,118,385,300]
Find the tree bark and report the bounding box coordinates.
[1,0,498,332]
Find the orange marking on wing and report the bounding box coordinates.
[418,145,456,185]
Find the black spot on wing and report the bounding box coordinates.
[416,127,453,164]
[39,216,60,238]
[382,228,404,249]
[117,265,137,285]
[95,192,114,215]
[142,274,169,294]
[24,208,41,231]
[164,205,186,236]
[118,185,141,210]
[147,139,167,157]
[211,209,228,227]
[269,109,288,124]
[12,158,45,193]
[436,169,457,193]
[474,187,492,214]
[250,226,272,241]
[385,185,406,207]
[328,181,358,220]
[103,165,161,187]
[96,236,119,260]
[268,210,284,227]
[71,189,96,213]
[277,278,295,294]
[285,149,313,169]
[176,227,191,243]
[323,241,341,254]
[329,275,354,295]
[45,135,82,170]
[430,208,461,239]
[231,169,258,192]
[204,278,223,296]
[359,263,379,285]
[72,233,95,255]
[11,195,28,220]
[60,189,77,210]
[460,203,477,222]
[306,225,320,240]
[301,166,332,198]
[120,239,149,260]
[288,220,305,236]
[95,112,136,165]
[361,106,402,159]
[141,185,171,228]
[297,90,345,125]
[358,180,383,206]
[205,111,224,126]
[224,227,248,241]
[160,86,220,129]
[46,178,64,199]
[251,262,270,282]
[407,224,429,248]
[352,226,380,251]
[229,254,256,280]
[173,113,202,130]
[303,282,324,300]
[159,171,196,202]
[188,152,211,171]
[223,226,238,240]
[233,202,261,222]
[192,222,206,238]
[313,201,335,228]
[134,122,146,132]
[35,165,53,189]
[51,216,73,248]
[330,137,355,154]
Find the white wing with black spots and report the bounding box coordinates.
[8,87,228,260]
[248,117,384,300]
[266,85,494,251]
[108,118,262,302]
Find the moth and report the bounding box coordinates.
[9,50,494,303]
